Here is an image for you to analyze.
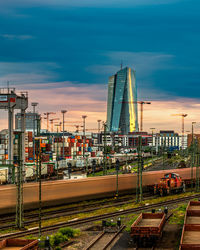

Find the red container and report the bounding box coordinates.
[47,164,54,174]
[28,148,33,153]
[91,152,96,157]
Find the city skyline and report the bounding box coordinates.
[0,0,200,133]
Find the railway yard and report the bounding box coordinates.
[0,154,200,249]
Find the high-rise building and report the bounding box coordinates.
[106,67,138,134]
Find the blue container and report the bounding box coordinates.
[88,147,92,152]
[71,136,75,139]
[5,149,8,154]
[29,158,33,160]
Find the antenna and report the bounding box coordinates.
[120,61,123,70]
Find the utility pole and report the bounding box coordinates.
[15,132,24,229]
[61,110,67,162]
[82,115,87,159]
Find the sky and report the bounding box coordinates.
[0,0,200,133]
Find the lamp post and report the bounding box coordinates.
[150,128,156,164]
[31,102,38,180]
[61,110,67,163]
[55,123,61,179]
[82,115,87,159]
[97,119,101,151]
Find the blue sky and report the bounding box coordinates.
[0,0,200,131]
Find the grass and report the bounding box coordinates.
[125,214,138,232]
[1,191,198,237]
[169,203,187,225]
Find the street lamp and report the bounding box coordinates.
[31,102,38,180]
[150,128,156,164]
[61,110,67,162]
[82,115,87,159]
[55,122,61,179]
[97,119,101,150]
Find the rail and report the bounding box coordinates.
[83,225,125,250]
[0,193,200,240]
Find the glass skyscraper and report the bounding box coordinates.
[106,67,138,134]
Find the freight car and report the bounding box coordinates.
[0,167,197,215]
[131,212,166,246]
[180,201,200,249]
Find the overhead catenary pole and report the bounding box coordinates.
[55,123,61,179]
[15,132,24,229]
[61,110,67,162]
[82,115,87,159]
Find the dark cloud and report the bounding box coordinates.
[0,0,200,100]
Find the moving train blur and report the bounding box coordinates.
[0,167,196,215]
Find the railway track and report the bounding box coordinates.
[0,193,153,230]
[83,226,126,250]
[0,193,200,241]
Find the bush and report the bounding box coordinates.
[50,232,68,246]
[58,227,80,238]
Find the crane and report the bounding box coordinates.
[171,113,188,149]
[50,118,60,132]
[44,112,56,131]
[120,101,151,131]
[75,125,79,133]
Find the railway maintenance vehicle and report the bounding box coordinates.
[154,172,185,196]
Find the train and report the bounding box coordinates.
[0,167,197,215]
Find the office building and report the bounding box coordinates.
[106,67,138,134]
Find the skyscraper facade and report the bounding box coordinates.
[106,67,138,134]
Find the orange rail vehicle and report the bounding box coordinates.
[154,173,185,196]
